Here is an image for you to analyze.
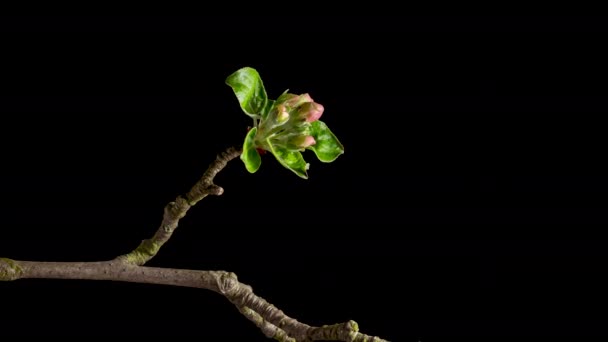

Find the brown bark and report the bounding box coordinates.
[0,146,389,342]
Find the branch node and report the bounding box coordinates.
[216,271,239,296]
[166,196,190,219]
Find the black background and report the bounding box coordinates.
[1,16,607,340]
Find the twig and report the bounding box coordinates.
[0,146,389,341]
[115,146,241,266]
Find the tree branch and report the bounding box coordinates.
[0,258,387,341]
[115,146,241,266]
[0,146,390,341]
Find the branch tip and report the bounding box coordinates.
[208,184,224,196]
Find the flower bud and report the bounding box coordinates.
[276,104,290,123]
[296,102,324,123]
[277,93,314,108]
[291,135,316,148]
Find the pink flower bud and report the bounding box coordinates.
[297,102,324,122]
[278,93,314,108]
[276,104,290,123]
[293,135,316,148]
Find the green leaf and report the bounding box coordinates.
[262,99,275,119]
[226,67,268,119]
[241,127,261,173]
[308,120,345,162]
[268,140,309,179]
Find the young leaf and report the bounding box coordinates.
[241,127,262,173]
[307,120,344,162]
[225,67,268,119]
[268,140,309,179]
[262,99,275,119]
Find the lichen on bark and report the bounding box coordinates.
[0,258,23,281]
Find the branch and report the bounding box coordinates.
[0,259,387,341]
[0,146,390,341]
[115,146,241,266]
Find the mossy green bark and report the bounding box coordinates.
[0,258,23,281]
[120,239,161,265]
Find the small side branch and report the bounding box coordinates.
[115,146,241,266]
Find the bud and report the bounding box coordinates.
[277,93,314,108]
[291,135,316,149]
[276,104,290,123]
[296,102,324,123]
